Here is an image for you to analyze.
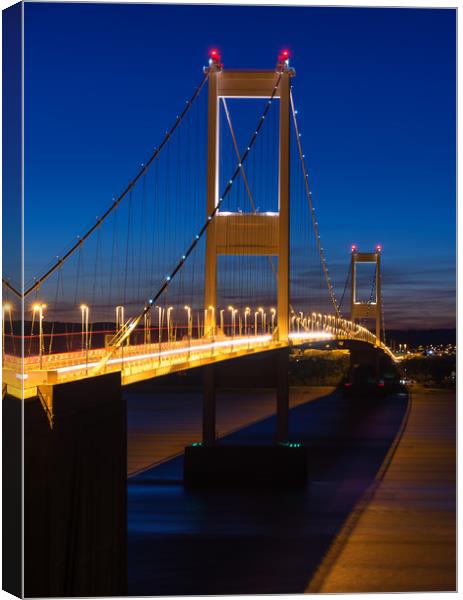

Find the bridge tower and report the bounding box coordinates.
[204,53,294,342]
[350,245,383,344]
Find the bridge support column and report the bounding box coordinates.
[277,71,291,342]
[203,66,293,338]
[204,67,219,334]
[202,363,216,445]
[276,348,289,442]
[24,373,126,597]
[184,350,307,488]
[350,247,383,346]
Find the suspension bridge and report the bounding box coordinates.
[3,50,395,415]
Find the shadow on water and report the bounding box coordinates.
[128,389,409,595]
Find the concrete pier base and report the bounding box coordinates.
[184,444,307,489]
[184,348,304,488]
[24,372,126,598]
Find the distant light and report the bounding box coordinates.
[279,49,290,62]
[376,244,382,252]
[351,244,357,253]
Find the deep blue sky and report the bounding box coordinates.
[23,3,456,328]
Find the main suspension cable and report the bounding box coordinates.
[102,69,284,354]
[338,263,351,313]
[290,91,341,318]
[8,72,210,300]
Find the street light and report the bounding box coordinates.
[208,305,216,337]
[80,304,89,372]
[33,303,46,369]
[80,304,89,349]
[144,312,151,345]
[258,307,264,334]
[184,305,192,339]
[80,304,89,350]
[116,305,124,331]
[116,305,128,345]
[220,309,225,333]
[254,311,259,335]
[203,309,208,338]
[155,306,163,358]
[270,307,276,332]
[167,306,173,344]
[228,306,235,337]
[244,307,251,335]
[2,303,11,361]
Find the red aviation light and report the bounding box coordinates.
[209,48,221,64]
[279,49,290,63]
[351,244,357,253]
[376,244,382,253]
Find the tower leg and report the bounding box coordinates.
[277,348,289,443]
[204,69,218,335]
[202,363,216,445]
[277,72,290,342]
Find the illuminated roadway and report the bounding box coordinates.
[3,318,396,401]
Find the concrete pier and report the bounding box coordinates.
[24,373,127,597]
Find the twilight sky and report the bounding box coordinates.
[22,2,456,329]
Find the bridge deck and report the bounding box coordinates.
[3,323,395,401]
[3,332,336,399]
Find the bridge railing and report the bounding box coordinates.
[2,310,397,392]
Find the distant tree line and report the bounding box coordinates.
[401,355,456,388]
[289,350,349,386]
